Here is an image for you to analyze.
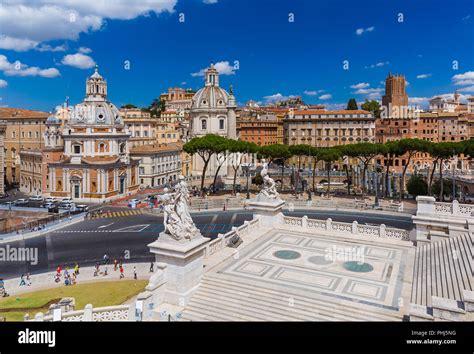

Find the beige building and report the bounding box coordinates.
[19,148,43,195]
[130,143,181,187]
[0,108,49,187]
[121,108,157,148]
[284,109,375,147]
[160,87,195,112]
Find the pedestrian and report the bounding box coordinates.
[56,265,62,276]
[119,265,124,279]
[133,266,137,280]
[19,274,26,286]
[26,273,31,286]
[104,265,108,276]
[94,262,99,277]
[72,273,77,285]
[149,261,154,273]
[0,278,8,297]
[103,253,109,265]
[64,267,69,279]
[74,263,79,276]
[114,258,118,271]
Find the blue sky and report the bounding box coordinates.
[0,0,473,111]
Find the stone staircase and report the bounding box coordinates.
[182,272,405,322]
[410,232,474,321]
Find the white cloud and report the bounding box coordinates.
[350,82,370,89]
[0,79,7,88]
[78,46,92,54]
[319,94,332,100]
[263,93,296,104]
[0,54,60,78]
[356,26,375,35]
[462,14,471,21]
[0,1,177,51]
[0,35,37,51]
[304,89,324,96]
[452,71,474,86]
[180,81,187,85]
[458,85,474,93]
[416,74,432,79]
[352,84,384,100]
[191,61,237,77]
[409,97,430,106]
[203,0,218,3]
[61,53,96,69]
[35,43,68,52]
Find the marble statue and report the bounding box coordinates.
[258,160,280,200]
[160,176,201,242]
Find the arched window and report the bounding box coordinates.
[201,119,207,130]
[219,119,225,130]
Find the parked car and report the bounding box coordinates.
[75,204,89,213]
[44,197,56,203]
[41,202,56,209]
[29,195,44,202]
[59,202,76,213]
[61,197,73,203]
[13,199,28,206]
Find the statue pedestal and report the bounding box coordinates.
[148,234,210,307]
[247,196,285,227]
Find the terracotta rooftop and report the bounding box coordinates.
[291,109,372,115]
[130,144,180,154]
[0,107,49,119]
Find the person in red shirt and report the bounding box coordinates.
[119,265,124,279]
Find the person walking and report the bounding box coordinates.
[19,274,26,286]
[26,273,31,286]
[104,265,108,276]
[114,258,118,271]
[133,266,137,280]
[74,263,80,276]
[149,261,154,273]
[119,265,124,279]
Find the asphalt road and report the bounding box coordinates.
[0,209,413,279]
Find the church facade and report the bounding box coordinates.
[189,64,237,178]
[45,67,139,201]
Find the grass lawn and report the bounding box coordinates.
[0,280,148,322]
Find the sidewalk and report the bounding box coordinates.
[2,262,152,296]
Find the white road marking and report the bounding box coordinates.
[98,222,114,229]
[113,224,150,233]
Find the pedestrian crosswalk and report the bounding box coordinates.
[90,210,144,219]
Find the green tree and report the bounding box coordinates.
[258,144,292,191]
[318,148,341,194]
[406,175,428,197]
[428,142,463,201]
[346,98,358,110]
[121,103,137,109]
[396,139,431,202]
[361,99,381,118]
[183,134,227,191]
[228,140,258,194]
[381,141,400,197]
[342,143,387,198]
[211,139,230,193]
[309,147,321,192]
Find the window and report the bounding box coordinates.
[74,145,81,154]
[12,131,16,138]
[201,119,207,130]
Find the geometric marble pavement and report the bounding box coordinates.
[216,229,414,312]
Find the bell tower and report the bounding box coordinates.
[86,65,107,100]
[382,72,408,111]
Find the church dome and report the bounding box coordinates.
[69,66,123,126]
[46,113,60,125]
[191,64,229,110]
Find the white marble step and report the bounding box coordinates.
[183,273,403,322]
